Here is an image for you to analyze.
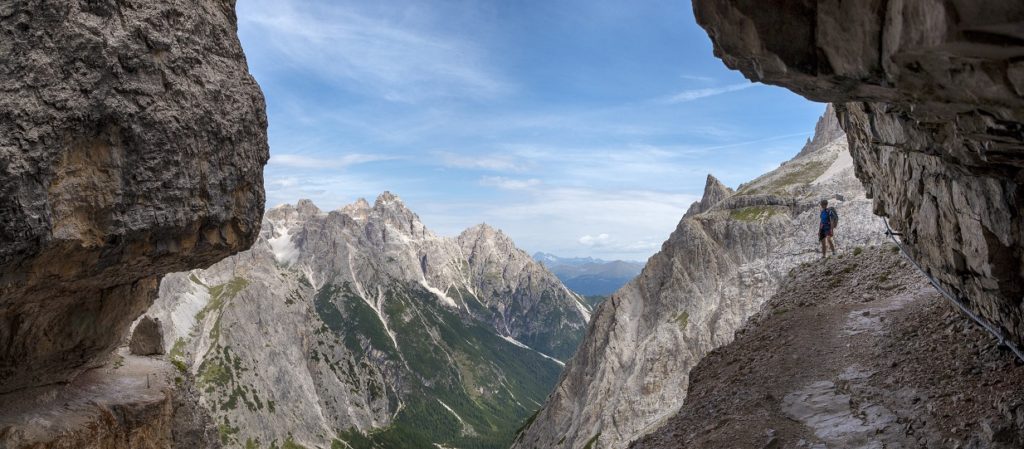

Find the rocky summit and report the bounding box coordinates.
[513,106,888,449]
[146,193,591,448]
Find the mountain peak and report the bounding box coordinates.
[340,198,371,222]
[266,199,323,223]
[797,104,845,157]
[684,174,734,217]
[374,191,403,208]
[461,222,504,239]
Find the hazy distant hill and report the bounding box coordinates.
[533,252,644,296]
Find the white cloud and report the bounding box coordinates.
[480,176,542,190]
[662,83,757,104]
[239,0,507,102]
[578,233,611,247]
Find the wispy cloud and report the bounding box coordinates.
[661,83,757,104]
[480,176,542,190]
[270,153,394,169]
[435,151,529,172]
[240,0,507,102]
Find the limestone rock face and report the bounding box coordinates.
[148,193,590,448]
[130,316,165,356]
[693,0,1024,347]
[0,0,269,392]
[684,175,734,217]
[513,110,887,449]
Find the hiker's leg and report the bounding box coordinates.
[828,235,836,254]
[820,237,827,257]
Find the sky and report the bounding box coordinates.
[236,0,826,262]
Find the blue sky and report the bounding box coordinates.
[236,0,826,262]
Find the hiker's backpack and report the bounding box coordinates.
[828,206,839,229]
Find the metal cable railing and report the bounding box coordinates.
[882,217,1024,363]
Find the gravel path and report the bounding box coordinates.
[631,246,1024,449]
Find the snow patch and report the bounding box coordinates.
[420,279,459,309]
[162,273,211,348]
[573,297,592,322]
[561,285,592,322]
[268,224,300,264]
[500,335,566,367]
[437,400,465,427]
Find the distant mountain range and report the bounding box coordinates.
[533,252,644,297]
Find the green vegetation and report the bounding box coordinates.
[112,355,124,369]
[218,418,240,445]
[853,246,863,256]
[582,433,602,449]
[281,435,307,449]
[171,359,188,374]
[197,277,250,322]
[674,311,689,330]
[729,205,783,222]
[325,281,565,449]
[583,295,607,308]
[738,158,832,195]
[169,337,187,360]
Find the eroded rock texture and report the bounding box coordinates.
[513,109,887,449]
[694,0,1024,347]
[0,0,268,393]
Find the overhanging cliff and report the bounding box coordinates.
[694,0,1024,348]
[0,0,269,394]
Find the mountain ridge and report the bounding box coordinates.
[532,253,644,297]
[512,107,889,449]
[146,192,590,449]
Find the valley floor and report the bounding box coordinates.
[631,246,1024,449]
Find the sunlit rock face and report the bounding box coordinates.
[0,0,268,393]
[149,194,590,448]
[514,108,888,449]
[694,0,1024,348]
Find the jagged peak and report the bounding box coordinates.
[685,174,734,217]
[460,222,502,238]
[265,199,323,222]
[797,104,845,157]
[374,191,404,208]
[339,198,371,222]
[458,223,517,249]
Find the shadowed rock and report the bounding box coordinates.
[0,0,268,393]
[129,316,165,356]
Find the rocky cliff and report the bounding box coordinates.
[147,193,590,448]
[693,0,1024,350]
[0,0,267,447]
[0,0,268,394]
[513,108,887,449]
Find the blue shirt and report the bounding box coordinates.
[820,209,830,230]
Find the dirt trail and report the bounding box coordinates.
[631,246,1024,449]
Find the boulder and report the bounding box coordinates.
[129,316,165,356]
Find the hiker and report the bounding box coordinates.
[819,199,837,257]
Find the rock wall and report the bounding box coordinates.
[693,0,1024,348]
[0,0,268,393]
[513,111,887,449]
